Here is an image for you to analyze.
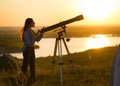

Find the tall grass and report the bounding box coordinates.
[0,46,117,86]
[0,27,118,86]
[31,46,116,86]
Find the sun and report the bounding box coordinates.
[75,0,116,21]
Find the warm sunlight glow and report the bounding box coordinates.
[87,34,109,49]
[0,0,119,26]
[76,0,116,21]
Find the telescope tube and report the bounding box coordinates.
[39,15,84,33]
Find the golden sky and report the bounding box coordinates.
[0,0,120,26]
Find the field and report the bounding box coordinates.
[0,46,117,86]
[35,46,117,86]
[0,26,119,86]
[0,27,22,53]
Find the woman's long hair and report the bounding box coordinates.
[20,18,33,41]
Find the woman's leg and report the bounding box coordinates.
[22,48,30,74]
[29,47,35,81]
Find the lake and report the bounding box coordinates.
[10,34,120,59]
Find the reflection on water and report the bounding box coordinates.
[87,34,110,49]
[10,34,120,58]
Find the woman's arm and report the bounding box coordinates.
[23,30,35,46]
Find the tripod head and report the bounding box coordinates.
[57,26,66,39]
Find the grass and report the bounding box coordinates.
[0,33,23,53]
[0,33,39,53]
[33,46,116,86]
[0,46,117,86]
[0,27,118,86]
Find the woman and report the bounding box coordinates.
[20,18,43,83]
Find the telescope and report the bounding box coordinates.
[37,15,84,85]
[38,15,84,33]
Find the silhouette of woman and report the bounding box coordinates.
[20,18,43,83]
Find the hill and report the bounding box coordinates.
[0,46,118,86]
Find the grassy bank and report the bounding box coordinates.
[0,36,23,53]
[0,33,39,53]
[34,46,117,86]
[0,27,119,85]
[0,46,117,86]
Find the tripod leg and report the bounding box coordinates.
[62,38,78,76]
[51,38,58,77]
[58,39,63,85]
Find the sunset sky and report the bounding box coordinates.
[0,0,120,26]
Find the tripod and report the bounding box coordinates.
[51,26,78,85]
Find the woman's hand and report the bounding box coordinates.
[35,32,43,41]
